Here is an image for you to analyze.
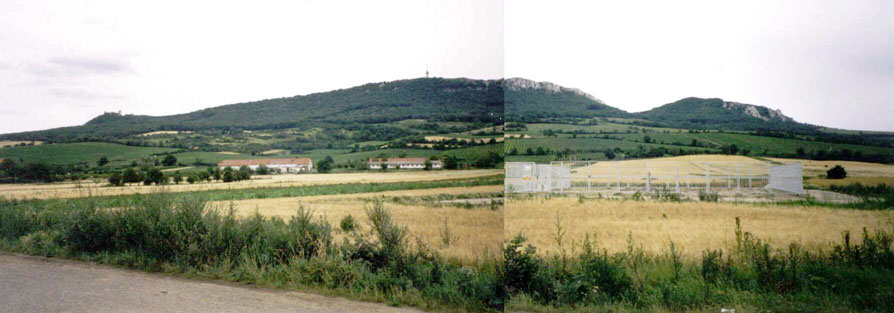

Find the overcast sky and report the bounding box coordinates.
[0,0,504,134]
[506,0,894,131]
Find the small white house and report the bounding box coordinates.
[218,158,313,173]
[368,157,442,170]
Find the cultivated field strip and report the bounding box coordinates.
[769,157,894,177]
[0,169,502,200]
[209,185,502,205]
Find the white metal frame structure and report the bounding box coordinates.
[505,161,803,194]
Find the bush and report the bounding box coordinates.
[20,230,63,257]
[317,156,334,173]
[340,214,357,232]
[108,172,124,186]
[827,165,847,179]
[698,191,719,202]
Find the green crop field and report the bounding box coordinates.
[0,142,179,166]
[507,122,691,137]
[505,137,717,154]
[608,132,894,156]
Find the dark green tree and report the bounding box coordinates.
[144,168,165,185]
[222,167,235,182]
[122,168,142,185]
[317,156,334,173]
[108,172,123,186]
[827,165,847,179]
[444,155,459,170]
[162,155,178,166]
[237,166,252,181]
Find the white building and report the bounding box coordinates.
[368,157,442,170]
[218,158,313,173]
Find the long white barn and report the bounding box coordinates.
[218,158,313,173]
[368,157,442,170]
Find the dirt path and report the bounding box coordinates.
[0,253,424,313]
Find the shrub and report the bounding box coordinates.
[698,191,719,202]
[20,230,63,257]
[827,165,847,179]
[339,214,357,232]
[108,172,123,186]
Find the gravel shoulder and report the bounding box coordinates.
[0,253,424,313]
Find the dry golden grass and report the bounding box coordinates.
[806,176,894,188]
[214,188,504,261]
[137,131,191,136]
[769,157,894,177]
[569,154,769,185]
[503,134,531,139]
[424,136,504,143]
[161,166,195,173]
[505,197,894,258]
[0,169,502,200]
[259,149,288,155]
[0,141,44,147]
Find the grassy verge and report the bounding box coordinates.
[0,195,504,312]
[504,217,894,312]
[774,183,894,210]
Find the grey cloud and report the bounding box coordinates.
[47,87,125,101]
[48,56,130,74]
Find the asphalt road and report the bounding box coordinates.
[0,253,424,313]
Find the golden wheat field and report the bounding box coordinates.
[769,157,894,177]
[0,169,501,200]
[211,186,504,261]
[806,176,894,188]
[568,154,770,186]
[505,196,894,259]
[0,140,44,147]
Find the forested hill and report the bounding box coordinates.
[505,77,630,121]
[634,97,818,132]
[506,78,822,132]
[0,78,504,142]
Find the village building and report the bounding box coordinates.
[218,158,313,173]
[367,157,442,170]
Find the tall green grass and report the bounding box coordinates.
[505,218,894,312]
[0,196,504,312]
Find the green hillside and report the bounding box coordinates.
[0,142,178,167]
[634,97,816,132]
[0,78,504,142]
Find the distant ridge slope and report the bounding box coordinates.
[505,78,818,132]
[0,77,504,141]
[634,97,815,131]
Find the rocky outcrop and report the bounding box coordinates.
[505,77,605,104]
[722,101,794,122]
